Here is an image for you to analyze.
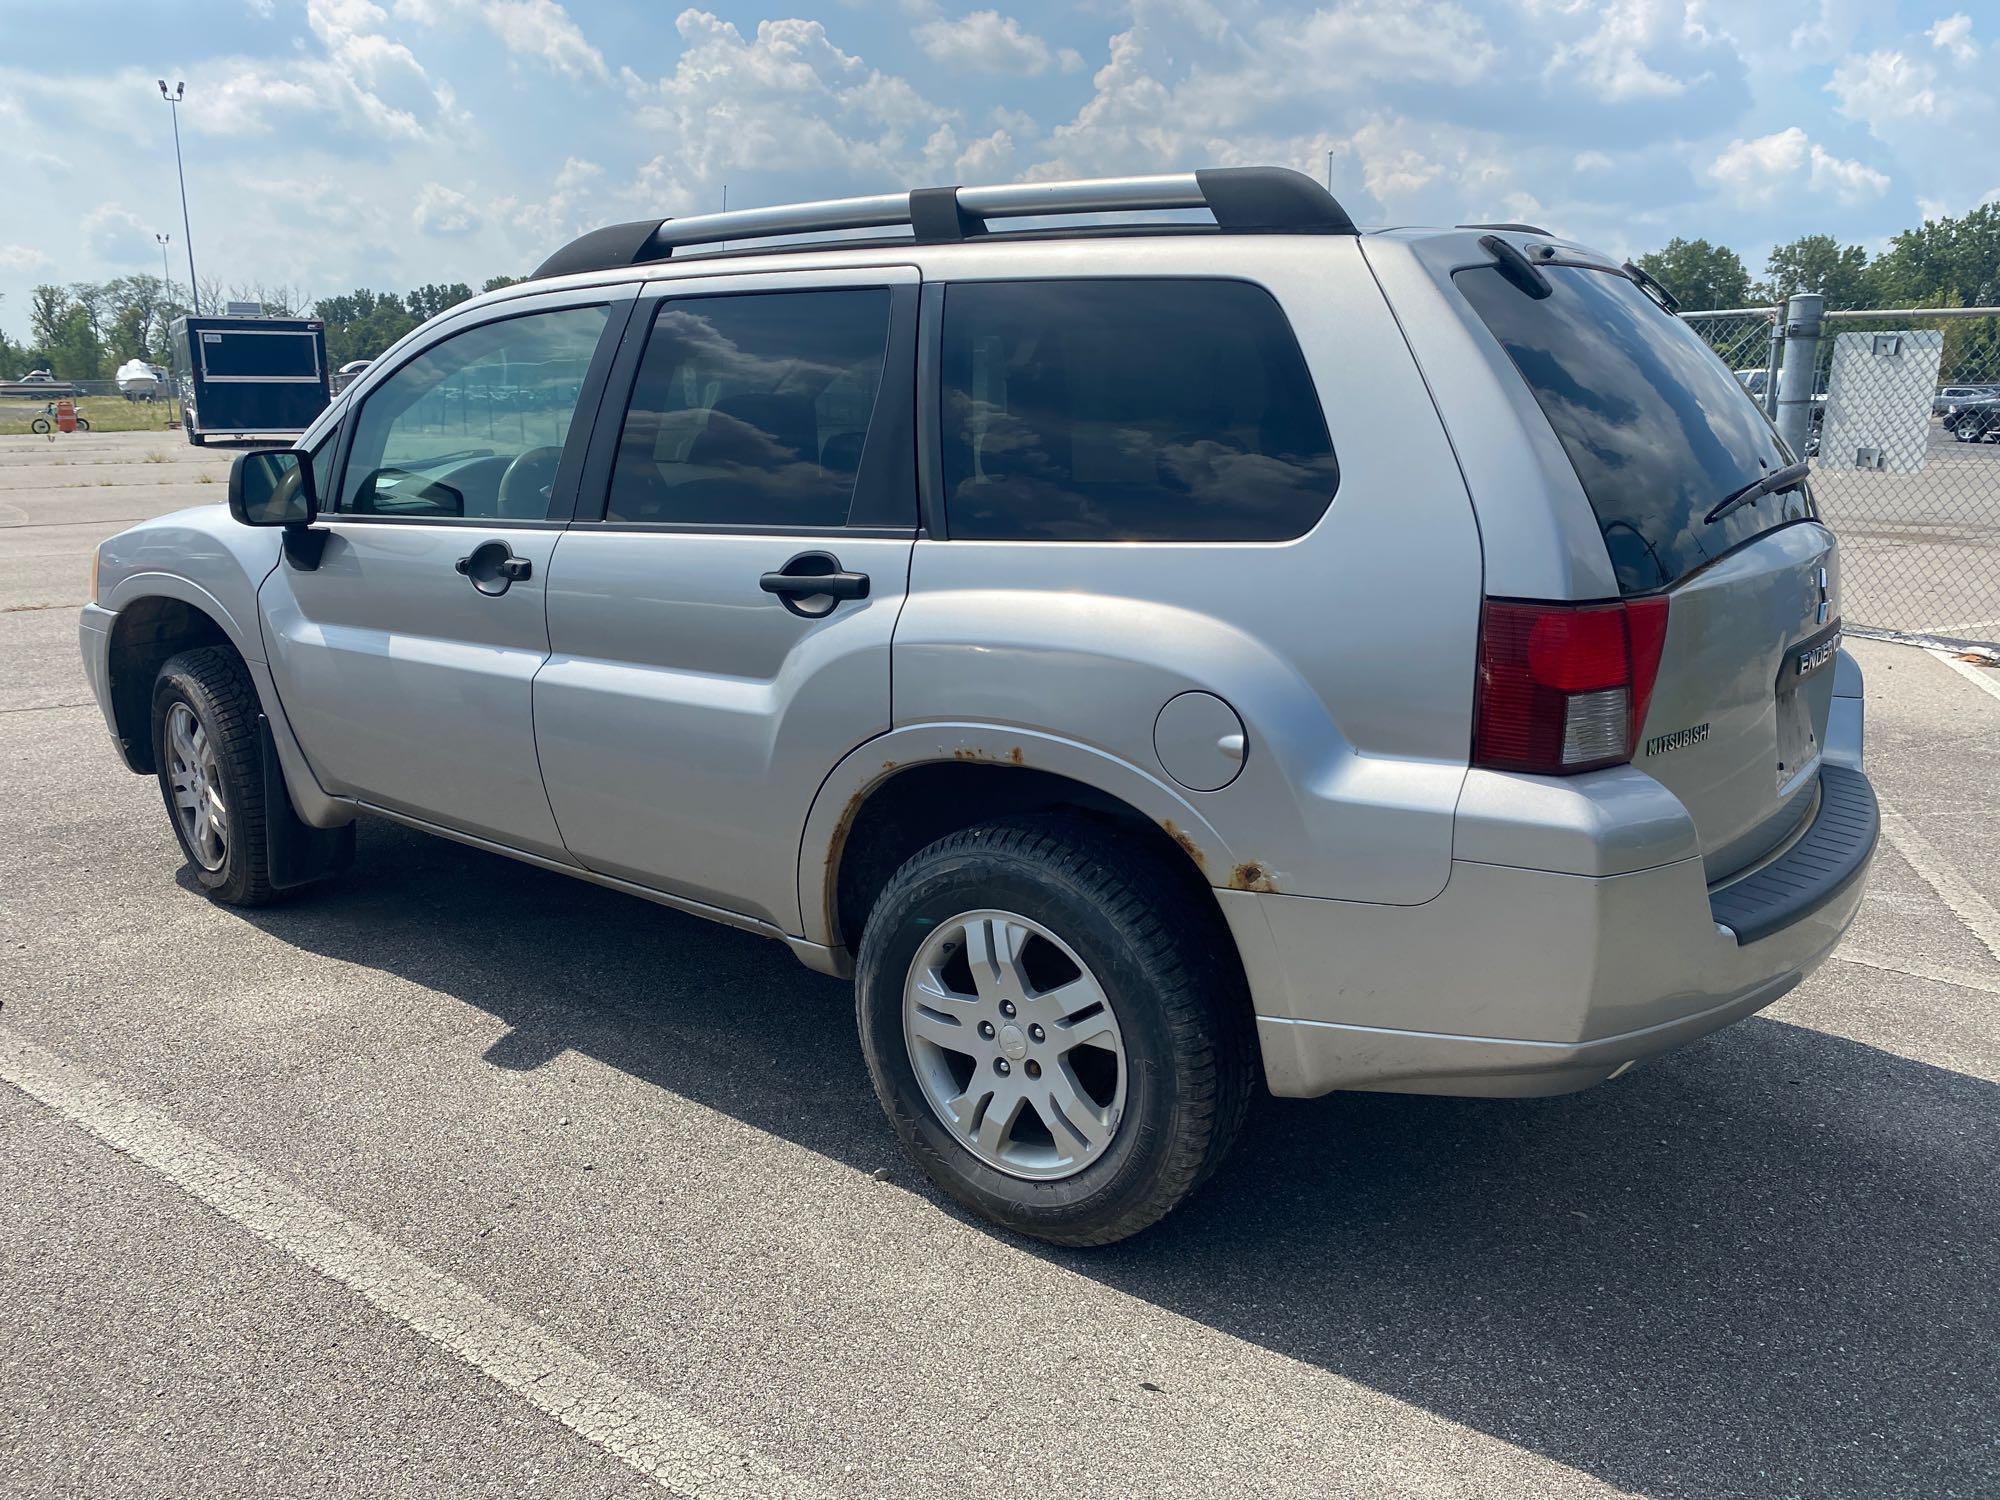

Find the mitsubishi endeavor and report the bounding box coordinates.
[80,168,1877,1244]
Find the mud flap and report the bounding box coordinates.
[259,714,355,890]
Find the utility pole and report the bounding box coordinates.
[157,81,200,315]
[1326,150,1334,193]
[155,231,172,300]
[155,232,177,423]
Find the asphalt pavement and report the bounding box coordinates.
[2,433,1995,1498]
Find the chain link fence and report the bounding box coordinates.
[1686,304,2000,647]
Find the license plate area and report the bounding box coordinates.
[1775,621,1840,791]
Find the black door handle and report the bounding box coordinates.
[759,551,869,617]
[456,540,531,596]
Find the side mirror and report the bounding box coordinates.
[228,449,317,527]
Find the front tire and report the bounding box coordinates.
[856,816,1254,1245]
[151,647,277,906]
[30,417,49,434]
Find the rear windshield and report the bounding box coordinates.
[1455,263,1812,593]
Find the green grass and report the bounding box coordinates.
[0,396,182,437]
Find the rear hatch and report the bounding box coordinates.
[1456,250,1837,883]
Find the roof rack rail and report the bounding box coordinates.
[1459,221,1555,236]
[531,166,1357,280]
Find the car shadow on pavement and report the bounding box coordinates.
[230,817,1997,1500]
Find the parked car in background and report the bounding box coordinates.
[1735,365,1828,449]
[1936,384,2000,420]
[331,359,372,397]
[80,169,1877,1245]
[1947,392,2000,442]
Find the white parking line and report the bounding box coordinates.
[1836,946,2000,996]
[1928,647,2000,706]
[1924,617,2000,640]
[1876,800,2000,967]
[0,1027,827,1500]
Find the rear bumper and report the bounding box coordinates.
[1230,656,1875,1098]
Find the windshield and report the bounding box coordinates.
[1455,262,1814,593]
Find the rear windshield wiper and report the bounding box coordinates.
[1623,261,1681,314]
[1705,460,1810,525]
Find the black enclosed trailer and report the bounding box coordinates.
[169,315,330,446]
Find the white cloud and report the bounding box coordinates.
[1809,145,1892,202]
[1927,13,1978,63]
[395,0,608,81]
[1706,126,1889,206]
[1547,0,1717,102]
[624,11,958,209]
[413,182,480,234]
[1827,50,1938,130]
[1031,0,1496,185]
[81,203,156,263]
[914,10,1063,76]
[0,244,51,273]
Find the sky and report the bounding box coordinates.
[1,0,1996,341]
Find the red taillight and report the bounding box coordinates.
[1474,596,1670,775]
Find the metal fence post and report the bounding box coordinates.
[1763,308,1783,419]
[1776,293,1824,457]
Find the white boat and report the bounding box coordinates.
[115,358,163,399]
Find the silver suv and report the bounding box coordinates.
[80,169,1877,1244]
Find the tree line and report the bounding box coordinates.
[0,274,525,380]
[8,200,1997,380]
[1633,203,2000,312]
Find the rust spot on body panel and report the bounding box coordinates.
[1228,861,1278,893]
[1162,820,1206,871]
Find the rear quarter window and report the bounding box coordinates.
[1455,262,1814,593]
[939,279,1338,542]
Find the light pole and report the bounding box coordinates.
[154,232,178,423]
[157,81,200,315]
[1326,150,1334,193]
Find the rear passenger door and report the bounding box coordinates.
[535,268,919,929]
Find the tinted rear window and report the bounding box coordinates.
[1456,264,1812,593]
[608,289,892,528]
[939,279,1337,541]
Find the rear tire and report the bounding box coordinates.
[855,815,1254,1245]
[151,647,278,906]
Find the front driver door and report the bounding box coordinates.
[262,288,631,859]
[534,268,919,928]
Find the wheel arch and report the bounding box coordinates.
[802,724,1250,963]
[104,593,238,774]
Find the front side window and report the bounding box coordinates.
[939,279,1339,542]
[338,304,610,520]
[605,288,892,528]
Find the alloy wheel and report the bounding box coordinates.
[166,701,227,871]
[903,909,1127,1181]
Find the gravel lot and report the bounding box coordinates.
[3,432,1996,1499]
